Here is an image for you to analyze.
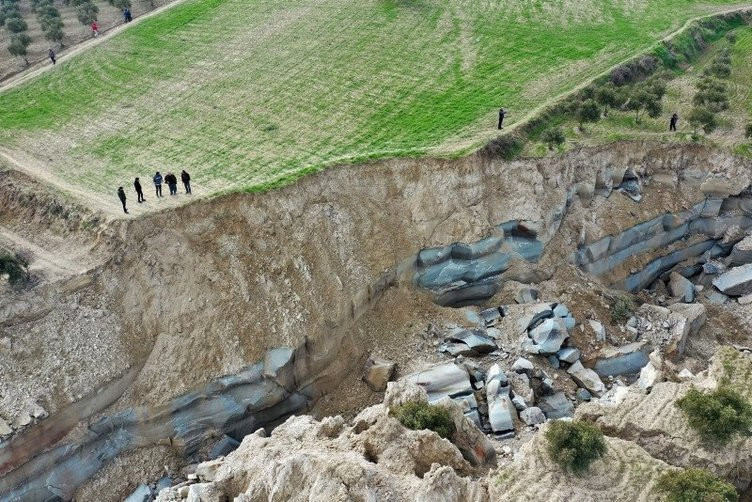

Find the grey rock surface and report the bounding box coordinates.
[537,391,574,419]
[713,263,752,296]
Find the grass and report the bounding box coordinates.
[0,0,749,204]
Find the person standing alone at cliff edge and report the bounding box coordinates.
[669,113,679,132]
[498,107,507,130]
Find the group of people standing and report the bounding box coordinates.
[117,170,191,214]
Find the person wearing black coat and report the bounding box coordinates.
[134,177,145,203]
[165,173,178,195]
[117,187,128,214]
[498,107,507,130]
[181,169,191,194]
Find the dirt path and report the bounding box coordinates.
[0,228,91,281]
[0,149,121,216]
[0,0,186,93]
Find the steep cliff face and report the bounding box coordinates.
[2,142,752,500]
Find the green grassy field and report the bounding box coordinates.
[0,0,748,206]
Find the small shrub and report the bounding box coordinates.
[676,387,752,444]
[611,295,635,324]
[0,252,29,285]
[726,32,737,44]
[656,468,738,502]
[704,61,731,79]
[687,106,717,135]
[577,99,601,130]
[541,127,565,149]
[484,134,524,160]
[544,420,606,474]
[744,123,752,139]
[392,401,455,439]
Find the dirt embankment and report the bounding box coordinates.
[2,142,752,500]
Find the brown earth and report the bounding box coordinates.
[2,142,752,499]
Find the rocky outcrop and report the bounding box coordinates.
[156,384,493,502]
[578,349,752,490]
[490,423,671,501]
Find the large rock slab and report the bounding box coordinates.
[713,263,752,296]
[488,393,517,434]
[594,342,650,377]
[668,272,694,302]
[537,391,574,419]
[567,361,606,397]
[526,318,568,355]
[445,329,497,355]
[405,363,472,402]
[730,235,752,265]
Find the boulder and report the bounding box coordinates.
[567,361,606,397]
[445,329,497,355]
[636,362,663,391]
[508,372,534,404]
[575,388,592,401]
[706,291,729,304]
[124,484,152,502]
[363,355,396,392]
[730,235,752,265]
[739,294,752,305]
[488,393,517,434]
[668,272,694,302]
[667,303,706,337]
[519,407,546,426]
[556,347,580,364]
[209,435,240,459]
[537,391,574,419]
[511,358,534,374]
[527,318,568,354]
[588,320,606,342]
[515,287,540,304]
[435,397,497,467]
[479,307,503,327]
[155,476,172,493]
[404,363,472,403]
[712,263,752,296]
[513,303,554,334]
[594,342,650,377]
[552,304,570,318]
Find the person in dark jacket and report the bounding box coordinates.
[498,107,506,129]
[153,171,163,197]
[134,177,145,203]
[669,113,679,132]
[123,8,132,22]
[181,169,191,194]
[117,187,128,214]
[49,48,56,65]
[165,173,178,195]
